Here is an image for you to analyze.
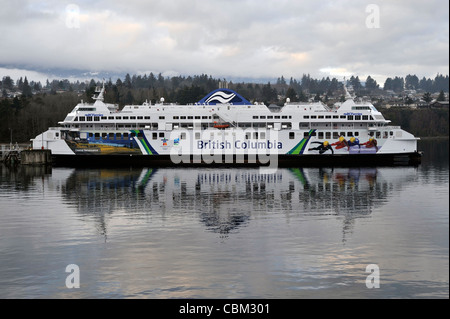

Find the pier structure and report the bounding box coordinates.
[1,144,52,166]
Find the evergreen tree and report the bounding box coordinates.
[22,77,32,98]
[423,92,432,103]
[285,87,297,102]
[365,76,379,90]
[437,90,446,101]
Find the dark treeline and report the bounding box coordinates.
[381,108,449,137]
[0,73,449,143]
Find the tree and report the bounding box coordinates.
[365,76,379,90]
[423,92,432,103]
[22,77,32,98]
[2,76,14,90]
[437,90,446,101]
[405,74,419,90]
[285,87,297,102]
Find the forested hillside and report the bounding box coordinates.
[0,73,448,143]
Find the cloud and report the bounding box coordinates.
[0,0,448,83]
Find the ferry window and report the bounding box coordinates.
[116,133,122,139]
[123,116,129,120]
[130,116,136,120]
[333,132,339,139]
[116,116,121,120]
[311,116,317,119]
[303,115,309,119]
[94,117,100,121]
[362,115,369,120]
[94,133,100,139]
[109,133,115,139]
[355,115,361,120]
[123,133,129,139]
[260,116,266,119]
[347,115,353,120]
[390,131,394,136]
[159,116,165,120]
[304,132,309,138]
[180,116,186,119]
[86,117,93,121]
[289,132,295,139]
[188,116,193,119]
[376,132,381,138]
[384,131,388,138]
[108,116,114,120]
[333,115,339,119]
[340,115,346,119]
[326,115,331,119]
[260,132,266,139]
[101,117,107,120]
[253,132,259,139]
[325,132,331,139]
[131,132,136,137]
[202,116,208,119]
[144,116,150,120]
[253,116,259,119]
[102,133,107,139]
[195,116,201,119]
[195,132,200,139]
[152,133,157,140]
[318,132,324,139]
[282,116,287,119]
[245,133,251,140]
[267,116,273,119]
[88,133,93,138]
[159,132,164,138]
[275,116,281,119]
[181,132,186,140]
[137,116,143,120]
[213,116,219,119]
[318,115,324,119]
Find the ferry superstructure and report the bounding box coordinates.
[31,85,422,166]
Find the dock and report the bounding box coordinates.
[1,144,52,166]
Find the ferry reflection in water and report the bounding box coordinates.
[60,166,417,240]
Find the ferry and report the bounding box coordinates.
[31,84,422,166]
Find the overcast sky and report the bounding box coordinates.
[0,0,448,84]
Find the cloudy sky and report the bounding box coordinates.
[0,0,448,84]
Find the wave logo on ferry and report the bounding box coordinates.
[197,89,252,105]
[205,91,236,104]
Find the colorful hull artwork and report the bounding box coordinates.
[64,129,381,156]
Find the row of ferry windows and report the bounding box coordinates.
[252,115,292,119]
[303,115,371,120]
[74,115,218,121]
[73,114,370,122]
[85,130,387,141]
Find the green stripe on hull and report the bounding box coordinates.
[288,129,315,155]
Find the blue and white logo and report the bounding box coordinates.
[197,89,251,105]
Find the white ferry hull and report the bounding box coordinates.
[31,87,422,167]
[35,128,421,167]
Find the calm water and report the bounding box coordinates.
[0,139,448,299]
